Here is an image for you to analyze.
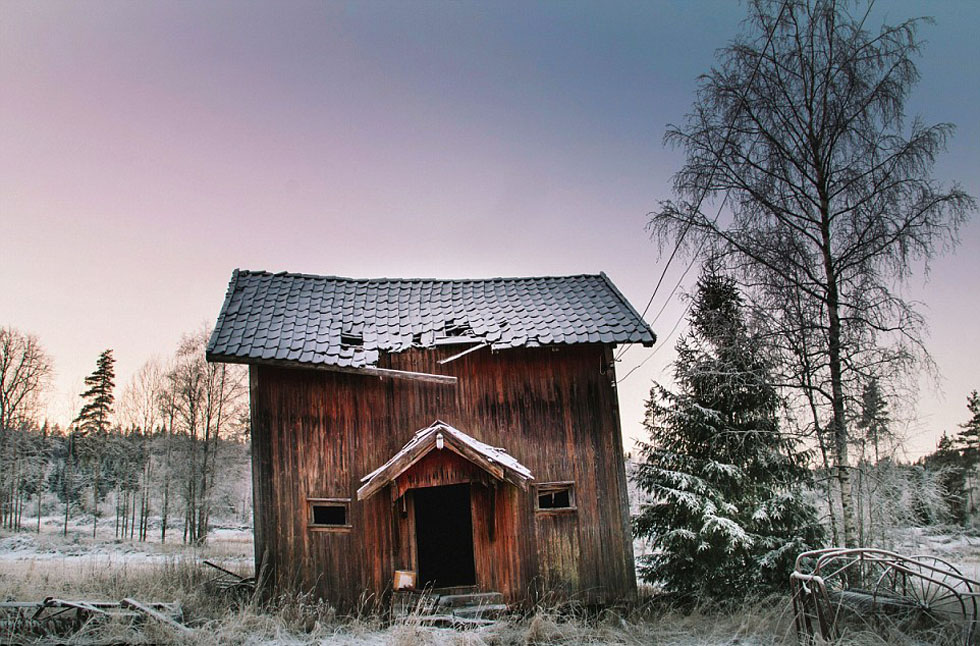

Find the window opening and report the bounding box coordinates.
[308,498,351,530]
[536,482,576,511]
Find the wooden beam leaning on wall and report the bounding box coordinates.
[205,354,458,385]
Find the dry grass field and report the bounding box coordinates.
[2,522,976,645]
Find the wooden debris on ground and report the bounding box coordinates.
[121,598,194,636]
[0,597,189,644]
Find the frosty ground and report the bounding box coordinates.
[3,518,978,645]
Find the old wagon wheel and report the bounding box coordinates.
[871,555,978,643]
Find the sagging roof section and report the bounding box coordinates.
[206,270,656,369]
[357,420,533,500]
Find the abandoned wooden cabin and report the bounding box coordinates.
[206,269,656,607]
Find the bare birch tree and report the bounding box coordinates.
[0,326,52,527]
[167,329,246,544]
[648,0,976,546]
[156,363,179,543]
[120,358,165,541]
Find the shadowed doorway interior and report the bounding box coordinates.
[414,483,476,588]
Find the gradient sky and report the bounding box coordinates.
[2,1,977,458]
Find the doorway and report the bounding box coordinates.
[414,483,476,588]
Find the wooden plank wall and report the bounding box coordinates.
[249,344,637,607]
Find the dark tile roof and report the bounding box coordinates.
[206,270,655,368]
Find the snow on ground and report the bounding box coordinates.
[0,532,169,563]
[5,515,978,584]
[892,526,980,581]
[0,515,254,572]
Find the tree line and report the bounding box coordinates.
[0,326,250,544]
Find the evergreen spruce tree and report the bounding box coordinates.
[857,379,890,465]
[73,349,115,538]
[957,391,980,463]
[956,391,980,519]
[632,271,823,602]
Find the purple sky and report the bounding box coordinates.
[2,1,977,457]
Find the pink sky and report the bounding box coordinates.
[2,1,978,457]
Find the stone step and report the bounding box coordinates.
[416,614,497,628]
[451,603,508,620]
[436,592,504,608]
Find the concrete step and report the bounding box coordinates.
[436,592,504,608]
[451,603,508,620]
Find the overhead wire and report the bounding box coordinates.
[646,193,728,330]
[615,0,788,380]
[616,302,691,384]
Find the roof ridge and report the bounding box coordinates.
[237,269,606,283]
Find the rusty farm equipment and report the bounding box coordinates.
[791,547,978,644]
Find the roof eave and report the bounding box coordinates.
[357,422,532,501]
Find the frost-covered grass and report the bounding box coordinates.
[0,564,940,646]
[0,528,797,645]
[0,551,804,646]
[2,525,976,644]
[0,550,925,645]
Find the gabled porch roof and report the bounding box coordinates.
[356,420,534,501]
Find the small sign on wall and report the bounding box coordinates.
[393,570,416,590]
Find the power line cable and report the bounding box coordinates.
[646,194,726,330]
[616,0,788,370]
[617,302,691,384]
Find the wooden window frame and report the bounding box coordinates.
[307,497,352,532]
[534,481,576,513]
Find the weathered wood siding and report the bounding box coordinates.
[249,344,636,607]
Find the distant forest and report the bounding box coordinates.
[0,327,251,543]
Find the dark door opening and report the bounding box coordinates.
[414,483,476,588]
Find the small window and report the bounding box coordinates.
[308,498,351,531]
[313,505,346,525]
[536,482,576,512]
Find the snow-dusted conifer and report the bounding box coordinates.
[957,390,980,462]
[857,379,890,465]
[73,349,115,538]
[632,270,822,601]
